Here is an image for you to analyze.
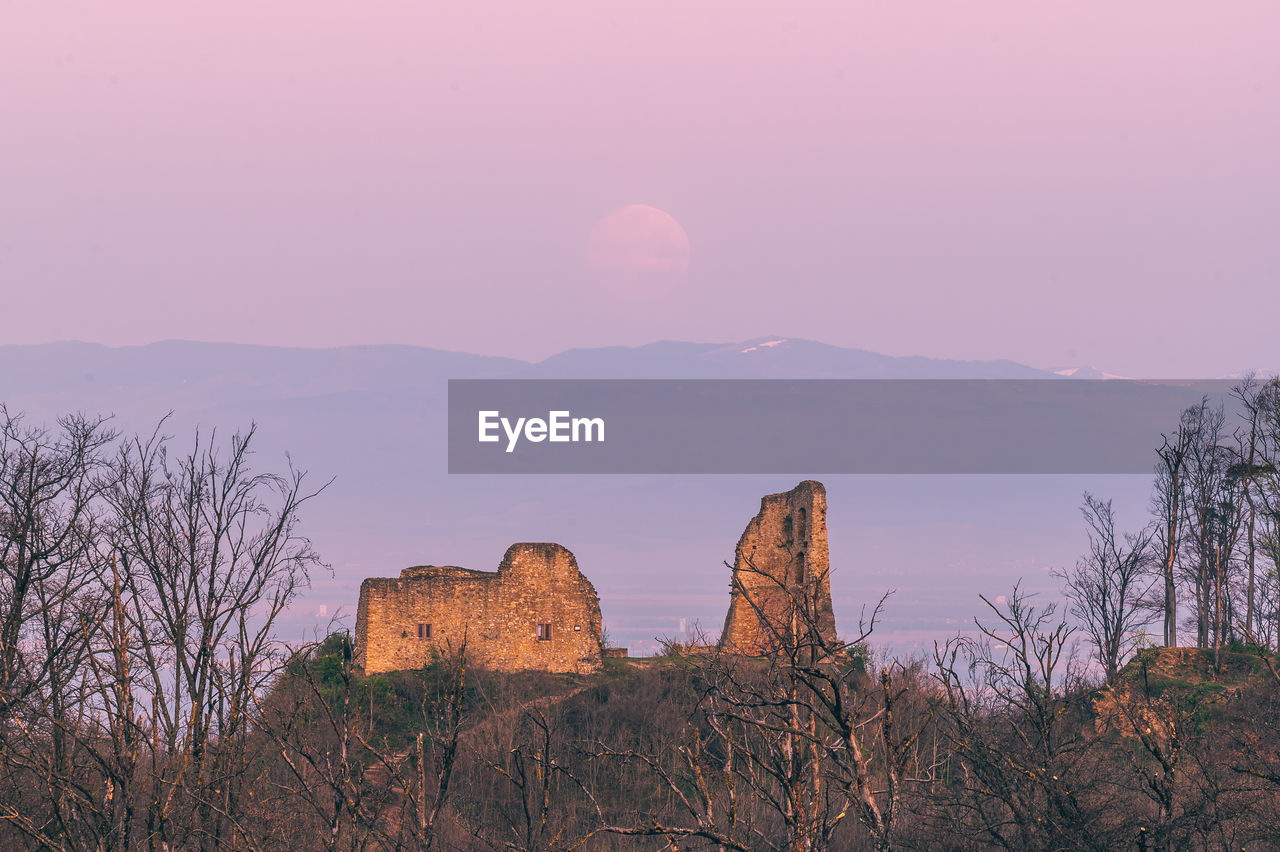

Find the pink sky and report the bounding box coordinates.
[2,2,1277,376]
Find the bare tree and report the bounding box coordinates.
[0,408,117,849]
[588,557,928,852]
[476,707,596,852]
[1179,400,1246,664]
[1231,376,1265,641]
[0,411,328,850]
[0,408,114,722]
[1242,378,1280,650]
[1153,413,1193,647]
[1093,648,1201,852]
[1055,492,1155,685]
[932,587,1110,851]
[105,421,326,850]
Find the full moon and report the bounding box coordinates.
[586,204,690,290]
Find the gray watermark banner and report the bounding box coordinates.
[448,379,1237,474]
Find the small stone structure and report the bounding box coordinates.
[720,480,837,655]
[355,543,604,675]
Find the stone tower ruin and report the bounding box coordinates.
[720,480,837,655]
[355,542,604,675]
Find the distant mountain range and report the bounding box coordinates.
[12,338,1253,391]
[0,337,1055,401]
[528,337,1055,379]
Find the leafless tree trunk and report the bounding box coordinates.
[1055,492,1155,685]
[1154,419,1191,647]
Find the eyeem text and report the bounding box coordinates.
[478,410,605,453]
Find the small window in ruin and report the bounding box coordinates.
[417,623,432,640]
[537,623,552,642]
[796,507,808,541]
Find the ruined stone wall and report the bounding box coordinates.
[355,543,604,674]
[719,480,837,655]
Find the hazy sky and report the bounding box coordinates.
[2,3,1277,376]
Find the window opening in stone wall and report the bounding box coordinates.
[537,623,552,641]
[418,623,432,640]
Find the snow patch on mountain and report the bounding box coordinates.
[740,338,789,354]
[1051,365,1135,381]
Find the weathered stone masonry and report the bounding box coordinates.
[355,542,604,675]
[720,480,837,655]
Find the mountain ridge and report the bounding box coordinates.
[0,336,1060,390]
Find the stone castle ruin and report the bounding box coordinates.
[355,543,604,675]
[353,481,836,674]
[719,480,837,655]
